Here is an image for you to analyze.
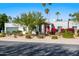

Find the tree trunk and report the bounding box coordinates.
[57,15,58,21]
[68,20,69,29]
[75,20,78,37]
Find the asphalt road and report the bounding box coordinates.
[0,41,79,56]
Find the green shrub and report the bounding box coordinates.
[12,30,23,36]
[17,30,23,36]
[51,35,58,39]
[62,30,74,38]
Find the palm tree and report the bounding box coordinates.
[68,19,71,29]
[56,12,60,21]
[69,13,72,17]
[70,12,79,36]
[73,12,79,22]
[13,12,45,35]
[8,16,12,22]
[45,8,49,14]
[41,3,52,34]
[68,13,73,29]
[42,3,46,7]
[48,3,52,5]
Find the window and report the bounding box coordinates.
[72,26,77,29]
[6,27,18,33]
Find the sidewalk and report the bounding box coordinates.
[0,36,79,45]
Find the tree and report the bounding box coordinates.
[41,3,52,18]
[45,8,49,14]
[56,12,60,21]
[68,13,73,28]
[8,16,12,22]
[42,3,52,7]
[69,13,72,17]
[42,3,46,7]
[13,12,46,34]
[0,13,9,32]
[48,3,52,5]
[69,12,79,36]
[72,12,79,22]
[41,3,52,34]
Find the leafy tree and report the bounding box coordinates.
[0,13,9,32]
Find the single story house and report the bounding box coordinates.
[4,23,45,34]
[5,23,26,34]
[4,21,79,34]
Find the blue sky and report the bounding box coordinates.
[0,3,79,22]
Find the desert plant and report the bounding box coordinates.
[51,35,58,39]
[62,30,74,38]
[37,34,45,39]
[12,31,17,38]
[0,32,6,37]
[17,30,23,36]
[25,33,32,39]
[6,31,12,36]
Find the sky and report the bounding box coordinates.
[0,3,79,22]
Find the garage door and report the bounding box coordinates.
[6,27,18,33]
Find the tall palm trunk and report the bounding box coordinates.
[57,15,58,21]
[75,20,78,36]
[68,20,69,29]
[1,22,4,32]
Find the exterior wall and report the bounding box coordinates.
[41,24,45,33]
[5,23,24,34]
[52,21,68,29]
[52,21,79,29]
[69,21,79,29]
[5,21,79,34]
